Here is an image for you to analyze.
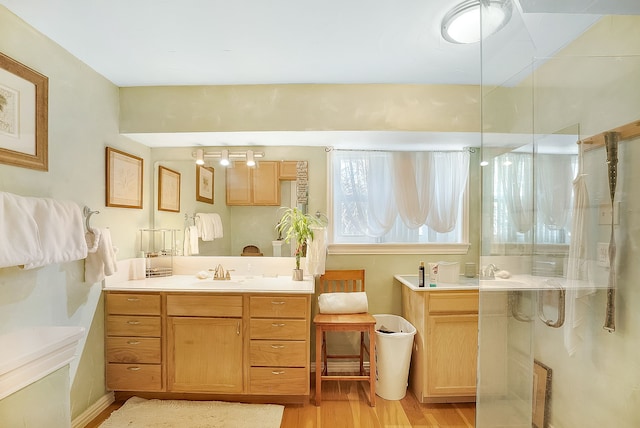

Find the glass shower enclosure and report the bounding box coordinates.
[477,2,640,427]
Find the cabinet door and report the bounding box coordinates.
[426,313,478,397]
[252,161,280,205]
[167,317,243,393]
[226,162,252,205]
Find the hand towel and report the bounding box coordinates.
[0,192,43,268]
[21,196,88,269]
[195,213,223,241]
[305,226,327,277]
[318,292,369,314]
[85,228,118,283]
[183,225,199,256]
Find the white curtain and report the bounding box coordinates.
[537,154,574,231]
[501,153,534,234]
[335,150,469,238]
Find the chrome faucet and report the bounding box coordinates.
[483,264,499,280]
[211,264,231,280]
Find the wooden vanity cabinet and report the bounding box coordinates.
[401,287,479,403]
[104,290,311,401]
[226,161,280,205]
[105,293,163,392]
[166,294,244,393]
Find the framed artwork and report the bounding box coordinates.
[158,165,181,212]
[196,164,214,204]
[532,360,552,428]
[106,147,143,209]
[0,52,48,171]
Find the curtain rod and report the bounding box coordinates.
[327,146,477,153]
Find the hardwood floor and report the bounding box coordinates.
[85,381,475,428]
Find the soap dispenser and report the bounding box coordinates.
[418,261,425,287]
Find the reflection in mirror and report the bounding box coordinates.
[151,146,327,257]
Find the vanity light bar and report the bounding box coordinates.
[191,150,265,166]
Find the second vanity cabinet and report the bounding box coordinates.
[401,287,479,403]
[105,290,311,400]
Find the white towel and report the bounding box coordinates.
[318,292,369,314]
[183,225,199,256]
[19,195,88,269]
[195,213,223,241]
[0,192,43,268]
[305,226,327,277]
[85,228,118,283]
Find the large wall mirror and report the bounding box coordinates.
[150,145,328,257]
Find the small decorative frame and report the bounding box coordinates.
[158,165,181,212]
[106,147,143,209]
[533,360,552,428]
[196,164,214,204]
[0,52,48,171]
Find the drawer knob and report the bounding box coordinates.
[271,370,285,375]
[127,366,141,371]
[271,344,285,349]
[271,301,286,305]
[127,320,141,325]
[127,298,141,302]
[127,340,141,345]
[271,323,285,327]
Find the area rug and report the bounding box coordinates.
[99,396,284,428]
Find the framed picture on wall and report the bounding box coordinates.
[532,360,552,428]
[0,52,48,171]
[196,164,214,204]
[106,147,144,209]
[158,165,181,212]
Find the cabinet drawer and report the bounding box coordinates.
[106,337,161,363]
[166,294,243,317]
[250,296,307,319]
[250,340,307,367]
[107,315,161,337]
[249,367,308,394]
[107,293,161,315]
[107,363,162,391]
[428,292,478,314]
[250,319,307,340]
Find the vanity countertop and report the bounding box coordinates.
[104,274,315,294]
[394,274,479,291]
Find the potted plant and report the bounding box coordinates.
[276,207,324,280]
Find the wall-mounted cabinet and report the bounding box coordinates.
[278,161,298,181]
[226,161,280,206]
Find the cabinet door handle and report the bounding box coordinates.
[236,321,240,335]
[127,340,141,345]
[127,320,141,325]
[271,323,285,327]
[271,370,285,375]
[271,301,286,305]
[127,298,140,302]
[271,344,285,349]
[127,366,141,371]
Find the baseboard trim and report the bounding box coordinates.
[72,391,115,428]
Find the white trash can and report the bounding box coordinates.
[373,314,416,400]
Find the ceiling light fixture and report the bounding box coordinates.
[246,150,255,167]
[441,0,512,44]
[195,148,205,165]
[192,149,264,166]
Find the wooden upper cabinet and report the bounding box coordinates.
[279,161,298,181]
[226,161,280,206]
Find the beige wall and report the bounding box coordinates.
[0,6,151,421]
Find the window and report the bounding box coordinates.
[328,150,470,254]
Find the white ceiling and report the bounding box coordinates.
[0,0,605,149]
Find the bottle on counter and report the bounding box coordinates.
[418,261,425,287]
